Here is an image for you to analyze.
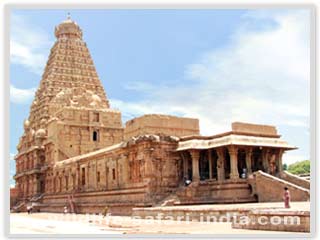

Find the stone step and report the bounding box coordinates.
[232,209,310,232]
[175,180,256,205]
[175,196,258,205]
[132,202,310,233]
[249,171,310,202]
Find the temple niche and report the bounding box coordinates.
[13,16,308,215]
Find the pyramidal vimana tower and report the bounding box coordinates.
[13,17,306,214]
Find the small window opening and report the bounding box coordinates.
[112,168,116,180]
[93,131,98,141]
[81,168,86,185]
[97,171,100,183]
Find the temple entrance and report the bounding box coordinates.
[237,149,247,177]
[252,147,263,172]
[211,150,218,179]
[181,152,193,181]
[224,149,231,179]
[59,177,62,192]
[187,158,192,180]
[40,180,45,193]
[199,151,209,180]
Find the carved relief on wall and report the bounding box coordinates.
[51,87,107,109]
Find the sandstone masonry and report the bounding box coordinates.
[13,17,309,214]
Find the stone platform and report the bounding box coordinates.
[173,179,257,205]
[11,212,309,234]
[232,208,310,232]
[132,201,310,232]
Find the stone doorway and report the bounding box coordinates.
[237,149,247,177]
[199,151,209,180]
[252,147,263,172]
[40,180,45,193]
[187,158,192,180]
[224,149,231,179]
[211,150,218,179]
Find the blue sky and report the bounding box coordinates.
[9,9,310,186]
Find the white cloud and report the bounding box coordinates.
[10,14,53,75]
[110,98,186,121]
[111,10,310,163]
[113,10,310,134]
[123,81,155,92]
[181,10,310,132]
[10,84,36,104]
[10,153,15,161]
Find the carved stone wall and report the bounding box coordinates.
[39,135,180,212]
[14,17,122,200]
[124,114,199,140]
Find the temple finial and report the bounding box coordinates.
[67,12,71,20]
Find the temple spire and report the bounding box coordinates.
[22,17,110,133]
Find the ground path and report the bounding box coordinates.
[10,201,309,235]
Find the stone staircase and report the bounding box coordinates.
[155,179,257,206]
[30,193,44,202]
[232,208,310,232]
[279,171,310,189]
[155,185,188,207]
[12,194,45,213]
[248,170,310,202]
[176,180,257,205]
[12,200,27,212]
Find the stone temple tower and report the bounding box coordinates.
[14,16,124,199]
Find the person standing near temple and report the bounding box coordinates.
[27,205,31,214]
[283,187,291,208]
[63,206,68,214]
[102,206,109,218]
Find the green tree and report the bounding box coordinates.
[287,160,310,175]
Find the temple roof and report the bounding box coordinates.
[16,15,111,154]
[54,15,82,39]
[54,142,125,168]
[176,132,297,151]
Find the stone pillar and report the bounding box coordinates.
[59,176,62,192]
[262,149,270,173]
[25,177,28,197]
[71,173,75,190]
[52,176,56,193]
[216,148,225,181]
[24,159,27,171]
[50,177,53,193]
[47,178,50,193]
[28,178,31,196]
[228,145,239,180]
[34,150,39,168]
[184,155,189,179]
[48,176,52,193]
[86,164,90,189]
[269,153,277,175]
[29,177,33,196]
[208,149,213,179]
[276,149,285,173]
[246,148,253,174]
[76,164,80,190]
[181,152,188,179]
[189,150,200,181]
[35,177,38,195]
[22,178,25,197]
